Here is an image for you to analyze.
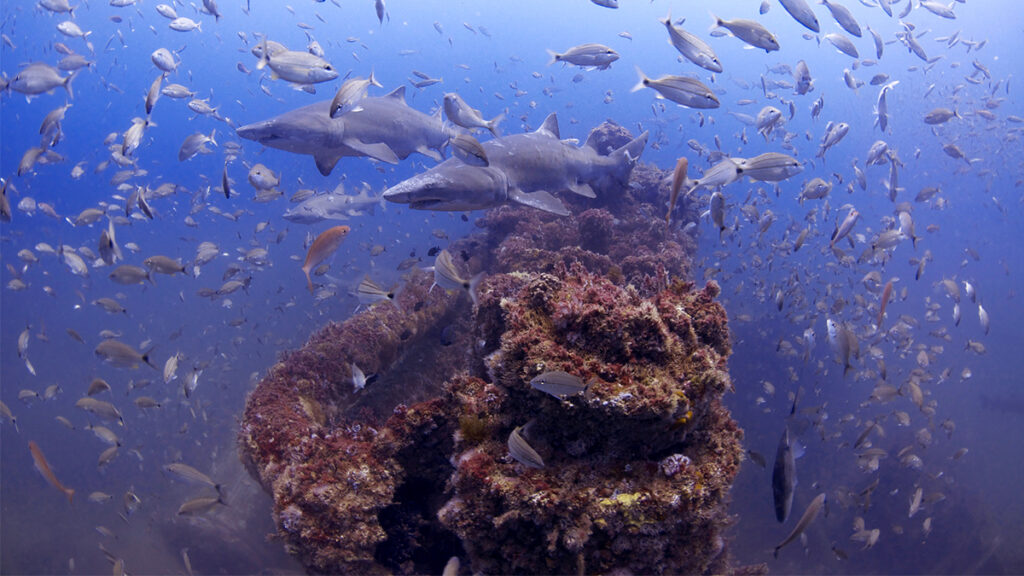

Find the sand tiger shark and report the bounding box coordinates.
[382,113,647,215]
[235,86,454,176]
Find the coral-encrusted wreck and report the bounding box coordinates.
[239,122,743,575]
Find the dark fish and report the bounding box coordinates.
[772,427,797,523]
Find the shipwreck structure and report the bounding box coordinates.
[239,123,744,574]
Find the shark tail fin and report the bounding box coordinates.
[608,131,648,185]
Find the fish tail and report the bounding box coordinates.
[659,10,672,27]
[709,12,724,31]
[608,131,648,185]
[64,70,77,100]
[486,111,505,137]
[304,267,314,294]
[467,272,485,308]
[545,49,560,66]
[630,66,649,93]
[65,487,75,505]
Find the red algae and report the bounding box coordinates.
[238,122,744,575]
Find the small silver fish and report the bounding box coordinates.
[711,14,779,52]
[546,43,619,70]
[530,371,587,399]
[507,425,544,469]
[632,68,719,109]
[774,493,827,558]
[433,249,482,307]
[177,495,225,516]
[450,134,489,167]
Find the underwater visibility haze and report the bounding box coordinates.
[2,0,1023,573]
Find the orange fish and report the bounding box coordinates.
[301,225,350,293]
[666,157,688,224]
[29,440,74,504]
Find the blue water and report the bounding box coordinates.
[2,0,1022,573]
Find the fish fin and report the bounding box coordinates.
[630,66,650,93]
[303,266,314,294]
[141,347,158,371]
[536,113,559,138]
[545,49,561,66]
[467,272,484,308]
[486,111,505,137]
[341,137,399,164]
[567,181,596,198]
[608,131,648,184]
[508,188,569,216]
[63,70,77,100]
[416,145,444,163]
[583,129,602,151]
[313,152,343,176]
[384,85,406,102]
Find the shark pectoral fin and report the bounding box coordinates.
[416,145,444,163]
[342,138,400,164]
[314,153,343,176]
[508,188,570,216]
[567,181,596,198]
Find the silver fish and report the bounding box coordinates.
[507,425,544,469]
[257,45,338,84]
[164,463,222,494]
[632,68,719,109]
[75,398,124,426]
[924,108,960,125]
[774,493,827,558]
[546,43,619,70]
[450,134,489,167]
[433,249,482,307]
[821,0,862,37]
[711,14,779,52]
[108,264,153,285]
[736,152,802,182]
[443,92,502,136]
[168,17,202,32]
[329,73,382,118]
[793,60,813,95]
[824,33,859,58]
[95,340,155,370]
[8,62,75,100]
[778,0,820,32]
[658,11,722,73]
[178,130,217,162]
[177,495,225,516]
[530,371,587,399]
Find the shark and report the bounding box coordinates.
[382,113,647,215]
[235,86,454,176]
[283,183,384,224]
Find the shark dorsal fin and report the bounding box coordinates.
[385,86,407,102]
[583,130,602,152]
[536,113,559,139]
